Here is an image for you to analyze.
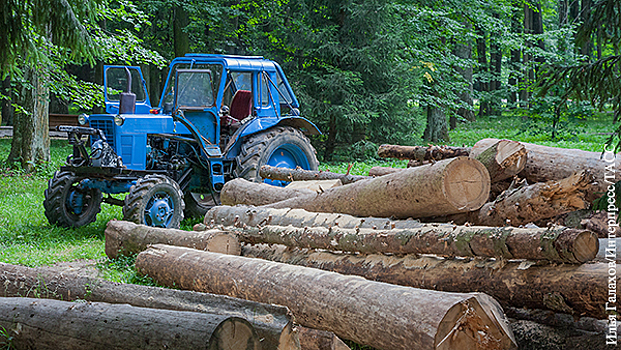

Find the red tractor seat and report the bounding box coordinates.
[229,90,252,121]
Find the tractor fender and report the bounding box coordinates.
[224,116,320,159]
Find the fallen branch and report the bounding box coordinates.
[259,166,369,185]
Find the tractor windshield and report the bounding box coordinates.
[162,63,222,108]
[175,69,215,108]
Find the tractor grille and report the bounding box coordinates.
[89,119,115,149]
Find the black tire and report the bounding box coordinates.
[235,126,319,182]
[123,175,185,228]
[183,191,220,219]
[43,171,102,228]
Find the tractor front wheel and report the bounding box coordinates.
[123,175,185,228]
[235,126,319,185]
[44,171,102,228]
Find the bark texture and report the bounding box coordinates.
[478,138,619,198]
[470,139,527,183]
[136,245,517,350]
[377,144,470,162]
[241,245,617,319]
[266,157,491,219]
[220,178,315,206]
[368,166,402,177]
[472,170,594,226]
[0,297,260,350]
[0,262,298,350]
[205,205,423,230]
[231,224,597,263]
[259,166,368,185]
[298,328,350,350]
[105,220,241,259]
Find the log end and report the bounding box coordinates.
[210,316,262,350]
[104,219,122,260]
[206,232,242,256]
[443,157,491,212]
[436,293,517,350]
[556,229,599,263]
[495,140,527,176]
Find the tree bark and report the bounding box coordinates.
[104,220,241,259]
[470,170,595,227]
[173,5,190,57]
[204,205,424,230]
[0,262,298,350]
[1,76,13,126]
[298,328,350,350]
[240,244,619,320]
[220,178,315,206]
[7,65,50,171]
[323,116,337,162]
[368,166,402,176]
[453,26,475,125]
[377,144,470,162]
[470,139,527,182]
[0,297,260,350]
[229,223,597,263]
[476,26,490,117]
[136,244,517,350]
[266,157,490,219]
[259,165,369,185]
[423,105,449,143]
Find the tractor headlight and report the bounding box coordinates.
[78,113,89,125]
[114,115,125,126]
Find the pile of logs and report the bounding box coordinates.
[3,137,618,350]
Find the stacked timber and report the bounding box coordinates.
[135,244,518,350]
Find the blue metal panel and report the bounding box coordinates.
[182,109,219,144]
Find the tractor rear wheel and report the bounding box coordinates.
[123,175,185,228]
[183,191,220,219]
[44,171,102,228]
[235,126,319,185]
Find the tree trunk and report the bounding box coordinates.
[173,5,190,57]
[521,3,533,106]
[221,178,316,206]
[204,206,425,231]
[229,223,597,263]
[240,244,619,320]
[0,297,260,350]
[136,245,517,350]
[0,262,298,350]
[423,105,449,143]
[104,220,241,259]
[377,144,470,162]
[266,157,490,219]
[1,76,13,126]
[7,65,50,171]
[476,26,490,117]
[470,170,595,227]
[502,139,618,198]
[259,166,369,185]
[323,116,337,162]
[368,166,402,176]
[489,18,502,116]
[298,328,350,350]
[453,27,475,125]
[469,139,527,182]
[579,0,593,58]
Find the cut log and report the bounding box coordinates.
[241,244,619,320]
[259,165,369,185]
[471,170,594,226]
[221,178,315,206]
[205,205,423,230]
[0,262,298,350]
[267,157,491,219]
[377,144,470,161]
[0,297,260,350]
[105,220,241,259]
[510,319,614,350]
[229,224,597,263]
[136,244,517,350]
[483,138,618,198]
[469,139,527,183]
[286,179,342,191]
[298,328,350,350]
[367,166,402,177]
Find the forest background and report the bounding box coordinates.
[1,0,620,170]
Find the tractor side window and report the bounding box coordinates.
[105,67,146,102]
[175,70,215,108]
[276,71,293,105]
[230,71,252,92]
[260,73,270,106]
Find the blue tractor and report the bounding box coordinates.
[44,54,320,228]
